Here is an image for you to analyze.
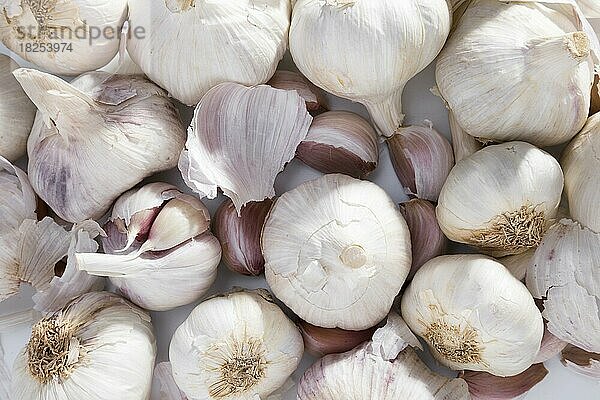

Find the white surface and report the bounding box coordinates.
[1,20,600,400]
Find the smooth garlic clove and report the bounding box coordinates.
[498,249,535,282]
[296,111,379,179]
[561,345,600,379]
[448,110,483,163]
[460,364,549,400]
[298,321,375,357]
[535,325,568,364]
[268,70,327,113]
[370,311,422,361]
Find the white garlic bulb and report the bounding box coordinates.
[436,0,596,147]
[577,0,600,18]
[0,0,128,75]
[437,142,564,257]
[401,255,544,377]
[263,174,412,330]
[169,290,303,400]
[12,291,156,399]
[127,0,291,105]
[290,0,452,137]
[14,68,185,223]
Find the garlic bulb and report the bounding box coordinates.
[179,82,312,213]
[0,54,35,161]
[577,0,600,18]
[289,0,452,137]
[0,0,128,75]
[268,70,326,113]
[298,321,375,357]
[437,142,563,257]
[461,364,548,400]
[296,111,379,179]
[263,174,412,330]
[561,345,600,379]
[14,68,185,223]
[127,0,291,105]
[169,290,303,400]
[12,291,156,399]
[402,254,544,377]
[436,0,596,147]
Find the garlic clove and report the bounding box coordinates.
[298,320,375,357]
[561,345,600,379]
[498,249,535,282]
[268,70,327,113]
[590,75,600,116]
[153,362,187,400]
[0,309,35,399]
[534,325,568,364]
[460,364,549,400]
[370,311,422,361]
[0,156,37,233]
[448,110,483,163]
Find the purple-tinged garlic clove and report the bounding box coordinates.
[268,70,327,113]
[461,364,549,399]
[299,320,375,357]
[534,325,568,364]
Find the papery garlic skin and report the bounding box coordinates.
[153,362,188,400]
[268,70,325,112]
[402,255,544,377]
[577,0,600,18]
[169,290,303,400]
[290,0,451,137]
[561,345,600,379]
[535,326,568,364]
[437,142,563,257]
[370,311,422,361]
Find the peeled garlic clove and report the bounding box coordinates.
[437,142,564,257]
[535,325,568,364]
[370,311,422,361]
[264,174,412,330]
[561,345,600,379]
[153,362,187,400]
[461,364,549,400]
[169,290,303,399]
[179,82,312,213]
[299,321,375,357]
[498,249,535,282]
[448,110,483,163]
[14,68,186,223]
[268,70,327,112]
[290,0,451,137]
[402,254,544,377]
[577,0,600,18]
[214,198,272,276]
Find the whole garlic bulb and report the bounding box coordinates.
[436,0,595,147]
[12,291,156,399]
[169,290,303,400]
[577,0,600,18]
[0,0,128,75]
[437,142,564,257]
[401,255,544,377]
[14,68,185,223]
[290,0,452,137]
[127,0,291,105]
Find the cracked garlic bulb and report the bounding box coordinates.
[12,291,156,400]
[169,290,303,400]
[436,142,563,257]
[263,174,412,330]
[402,255,544,377]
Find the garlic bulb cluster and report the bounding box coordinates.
[0,0,128,75]
[290,0,452,137]
[402,255,544,377]
[127,0,291,105]
[436,0,596,147]
[12,291,156,399]
[14,69,185,223]
[263,174,412,330]
[75,182,221,311]
[0,55,35,161]
[577,0,600,18]
[268,70,326,113]
[169,290,303,400]
[298,321,375,357]
[461,364,548,400]
[437,142,563,257]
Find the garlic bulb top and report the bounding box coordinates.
[436,0,595,147]
[127,0,291,105]
[290,0,452,137]
[263,174,412,330]
[0,0,128,75]
[14,68,185,223]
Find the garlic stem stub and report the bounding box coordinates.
[401,255,544,377]
[298,321,375,357]
[263,174,412,330]
[267,70,327,113]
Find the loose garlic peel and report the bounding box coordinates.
[402,255,544,377]
[263,174,412,330]
[576,0,600,18]
[437,142,563,257]
[561,345,600,379]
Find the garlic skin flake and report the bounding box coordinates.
[561,345,600,380]
[402,255,544,377]
[15,68,185,223]
[127,0,291,105]
[169,290,303,400]
[179,82,312,213]
[263,174,412,330]
[12,291,156,400]
[370,311,423,361]
[267,70,326,113]
[289,0,452,137]
[437,142,564,257]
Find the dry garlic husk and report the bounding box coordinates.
[527,219,600,353]
[179,82,312,213]
[561,345,600,379]
[402,254,544,377]
[296,111,379,179]
[535,325,568,364]
[437,142,563,257]
[436,0,596,147]
[263,174,412,330]
[14,68,185,223]
[75,182,221,311]
[388,122,454,202]
[267,70,326,113]
[0,54,35,161]
[127,0,291,105]
[169,290,303,400]
[12,291,156,399]
[298,343,470,399]
[460,364,549,400]
[289,0,452,137]
[0,0,127,75]
[370,311,423,361]
[298,321,375,357]
[577,0,600,18]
